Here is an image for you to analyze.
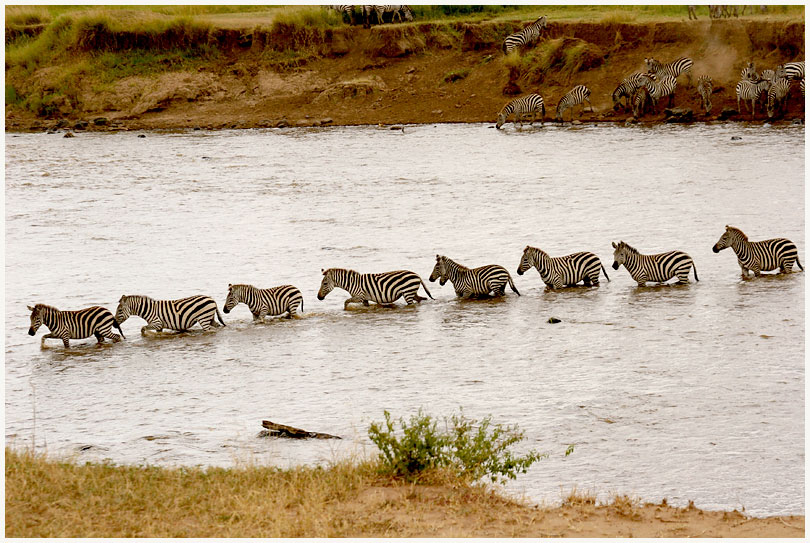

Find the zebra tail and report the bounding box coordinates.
[797,256,804,271]
[114,319,125,339]
[507,272,521,296]
[601,263,610,282]
[420,278,434,299]
[693,262,699,282]
[216,307,227,326]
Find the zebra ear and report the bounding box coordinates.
[228,283,232,289]
[27,305,34,311]
[725,225,730,230]
[321,268,326,275]
[611,241,617,249]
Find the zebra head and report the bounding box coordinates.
[429,255,448,285]
[115,295,136,324]
[495,110,508,130]
[27,304,44,336]
[317,269,335,300]
[611,241,631,270]
[713,225,744,253]
[517,246,535,275]
[223,284,241,314]
[644,57,660,74]
[535,15,547,28]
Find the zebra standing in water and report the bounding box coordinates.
[496,93,545,129]
[317,268,432,309]
[641,74,677,112]
[766,77,792,118]
[645,56,693,87]
[502,15,547,54]
[712,225,802,278]
[223,283,303,321]
[28,304,124,348]
[429,255,519,298]
[735,79,770,118]
[611,241,698,286]
[115,294,225,334]
[697,75,713,113]
[555,85,593,121]
[516,246,609,289]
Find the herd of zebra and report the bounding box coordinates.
[28,226,802,348]
[328,5,412,27]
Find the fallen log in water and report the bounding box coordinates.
[259,420,341,439]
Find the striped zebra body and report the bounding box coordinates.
[645,56,693,86]
[697,75,713,113]
[783,61,804,81]
[374,5,413,23]
[317,268,432,309]
[429,255,519,298]
[517,246,609,289]
[767,78,792,118]
[502,15,547,55]
[642,74,677,111]
[224,283,303,321]
[612,72,651,110]
[115,294,225,334]
[759,68,777,83]
[555,85,593,121]
[28,304,123,347]
[496,93,545,129]
[801,79,805,97]
[712,225,803,278]
[611,241,698,286]
[632,85,652,118]
[735,79,770,117]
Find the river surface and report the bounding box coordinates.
[5,123,805,516]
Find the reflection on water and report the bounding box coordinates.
[5,123,805,516]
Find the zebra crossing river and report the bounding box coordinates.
[5,123,804,516]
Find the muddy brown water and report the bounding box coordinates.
[5,123,804,516]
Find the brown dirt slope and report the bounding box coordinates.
[5,17,805,131]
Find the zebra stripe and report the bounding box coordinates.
[115,294,225,334]
[429,255,519,297]
[611,241,698,286]
[517,246,609,289]
[317,268,432,309]
[801,79,805,97]
[645,56,693,86]
[766,78,792,118]
[783,61,804,81]
[735,79,770,117]
[697,75,713,113]
[224,283,303,321]
[642,74,677,111]
[496,93,545,129]
[741,62,758,81]
[713,225,803,278]
[555,84,593,121]
[28,303,123,348]
[502,15,547,54]
[612,72,652,110]
[632,85,652,118]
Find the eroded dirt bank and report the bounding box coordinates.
[5,17,805,131]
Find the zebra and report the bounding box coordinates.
[28,303,124,348]
[374,5,413,23]
[516,246,609,289]
[631,85,652,118]
[741,62,758,81]
[496,93,545,129]
[712,225,803,278]
[329,5,356,23]
[502,15,547,55]
[766,77,792,118]
[645,56,693,87]
[735,79,770,118]
[783,61,804,81]
[317,268,432,309]
[697,75,713,113]
[612,72,652,111]
[429,255,519,298]
[555,85,593,121]
[641,74,677,112]
[611,241,698,286]
[223,283,303,321]
[687,5,698,19]
[115,294,225,334]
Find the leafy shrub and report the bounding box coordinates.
[368,409,547,483]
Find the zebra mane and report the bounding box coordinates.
[440,255,469,271]
[31,303,57,312]
[620,242,639,254]
[725,225,748,241]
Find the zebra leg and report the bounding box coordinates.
[62,336,70,348]
[104,329,123,342]
[40,333,57,346]
[344,296,365,309]
[142,320,162,335]
[94,331,105,344]
[676,270,691,283]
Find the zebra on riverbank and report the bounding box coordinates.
[224,283,303,321]
[697,75,713,113]
[642,74,677,112]
[556,85,593,121]
[612,72,651,111]
[502,15,547,54]
[317,268,432,309]
[712,225,802,278]
[735,79,770,118]
[517,246,609,289]
[783,61,804,81]
[430,255,519,298]
[115,294,225,334]
[645,56,693,86]
[496,93,545,129]
[28,304,124,348]
[611,241,698,286]
[766,77,792,118]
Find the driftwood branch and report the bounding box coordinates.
[259,420,341,440]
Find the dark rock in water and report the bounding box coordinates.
[625,116,638,125]
[718,108,738,121]
[63,131,75,138]
[93,117,108,126]
[73,120,88,130]
[193,126,201,131]
[276,120,289,128]
[137,134,146,138]
[731,136,742,140]
[571,120,582,125]
[548,317,562,324]
[390,125,404,130]
[664,108,694,123]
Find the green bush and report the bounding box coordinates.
[368,409,547,483]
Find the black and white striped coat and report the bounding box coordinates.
[555,85,593,121]
[783,61,804,81]
[429,255,519,298]
[115,294,225,334]
[496,93,545,129]
[735,79,770,117]
[224,283,303,321]
[631,85,652,118]
[502,15,547,54]
[317,268,432,309]
[741,62,758,81]
[611,241,698,286]
[697,75,713,113]
[712,225,803,278]
[645,56,693,86]
[28,303,124,348]
[612,72,651,110]
[642,74,677,111]
[766,77,792,118]
[517,246,609,289]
